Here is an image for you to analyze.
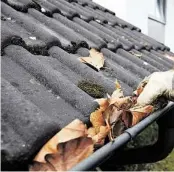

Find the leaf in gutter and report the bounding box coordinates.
[87,126,110,146]
[109,97,133,110]
[130,105,154,126]
[110,106,123,125]
[122,111,132,128]
[90,109,105,133]
[79,48,105,71]
[108,107,124,140]
[91,126,110,146]
[122,105,154,127]
[95,98,109,112]
[110,119,125,139]
[87,127,96,137]
[34,119,87,163]
[102,104,123,140]
[30,137,93,171]
[29,161,55,171]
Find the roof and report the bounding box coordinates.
[1,0,174,170]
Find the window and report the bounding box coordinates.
[149,0,166,23]
[155,0,166,22]
[148,0,166,43]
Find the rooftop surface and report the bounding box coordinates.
[1,0,174,170]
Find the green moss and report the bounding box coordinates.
[78,80,105,98]
[152,150,174,171]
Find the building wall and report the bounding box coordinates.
[93,0,174,52]
[165,0,174,52]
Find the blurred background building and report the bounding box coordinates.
[93,0,174,52]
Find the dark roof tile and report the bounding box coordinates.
[1,19,47,55]
[2,55,86,124]
[89,20,134,50]
[2,0,39,12]
[141,50,174,69]
[53,13,106,49]
[32,0,61,17]
[1,2,62,47]
[1,21,25,51]
[130,29,168,50]
[4,45,98,115]
[76,0,116,15]
[117,49,160,73]
[102,48,149,79]
[28,8,89,50]
[48,0,94,21]
[150,50,174,67]
[73,17,123,50]
[131,49,167,71]
[1,77,60,170]
[104,24,145,50]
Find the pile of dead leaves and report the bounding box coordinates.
[29,49,155,171]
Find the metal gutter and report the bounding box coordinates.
[70,102,174,171]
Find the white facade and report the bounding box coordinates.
[93,0,174,52]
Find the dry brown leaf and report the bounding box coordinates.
[91,126,110,146]
[122,105,154,127]
[29,161,55,171]
[90,109,105,133]
[130,105,154,126]
[102,104,124,140]
[102,105,112,128]
[110,119,125,140]
[34,119,87,163]
[109,97,133,110]
[30,137,93,171]
[95,98,109,112]
[121,111,132,128]
[111,89,124,99]
[79,48,104,71]
[87,127,96,137]
[107,106,123,140]
[110,106,123,125]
